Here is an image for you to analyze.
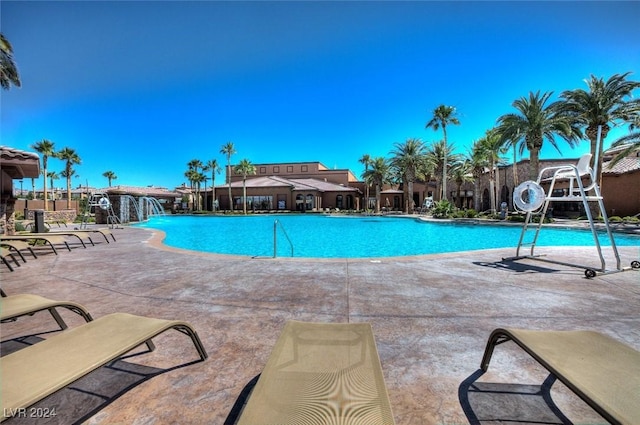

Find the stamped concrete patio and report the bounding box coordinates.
[1,224,639,425]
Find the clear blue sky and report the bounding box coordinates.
[2,1,639,190]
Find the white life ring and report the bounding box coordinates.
[513,181,546,212]
[98,197,111,210]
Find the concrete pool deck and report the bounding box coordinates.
[1,224,639,424]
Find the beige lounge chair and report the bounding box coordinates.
[481,328,640,425]
[0,294,93,331]
[0,312,207,421]
[51,228,116,244]
[1,240,38,261]
[229,321,395,425]
[1,247,21,271]
[1,234,72,254]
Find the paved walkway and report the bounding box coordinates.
[1,225,639,424]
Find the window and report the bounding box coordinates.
[287,166,293,173]
[336,195,343,209]
[273,166,280,173]
[301,165,308,172]
[234,196,274,211]
[259,167,266,174]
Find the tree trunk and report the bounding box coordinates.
[529,147,540,181]
[242,180,247,215]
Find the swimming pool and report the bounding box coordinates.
[134,214,640,258]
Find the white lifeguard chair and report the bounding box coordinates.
[506,129,639,278]
[81,192,120,229]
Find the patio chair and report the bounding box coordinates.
[481,328,640,425]
[226,320,395,425]
[1,234,72,254]
[1,240,38,261]
[0,312,207,421]
[0,293,93,331]
[1,247,21,271]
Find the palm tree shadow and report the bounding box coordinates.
[2,334,203,425]
[459,369,572,425]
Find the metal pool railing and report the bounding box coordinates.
[273,219,294,258]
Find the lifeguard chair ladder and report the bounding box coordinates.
[80,192,120,229]
[506,150,639,278]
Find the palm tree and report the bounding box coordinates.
[184,168,199,211]
[205,159,222,211]
[46,171,59,201]
[187,159,204,210]
[425,140,460,201]
[389,138,426,213]
[472,129,507,213]
[56,147,81,209]
[449,159,473,209]
[560,72,640,185]
[468,146,487,211]
[31,139,56,210]
[1,33,21,90]
[102,170,117,187]
[496,91,580,181]
[234,159,256,214]
[609,114,640,165]
[359,154,372,211]
[426,105,460,201]
[220,141,236,211]
[497,127,523,187]
[362,157,391,213]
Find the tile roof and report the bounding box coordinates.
[0,146,41,178]
[602,156,640,175]
[218,176,361,193]
[104,185,181,197]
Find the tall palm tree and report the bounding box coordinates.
[46,171,59,201]
[56,147,81,209]
[187,159,204,210]
[220,141,236,211]
[184,169,199,211]
[193,172,207,211]
[234,159,256,214]
[472,129,507,213]
[467,146,487,211]
[560,72,640,185]
[426,105,460,201]
[449,159,473,209]
[389,138,426,213]
[0,33,21,90]
[205,159,222,211]
[497,91,580,181]
[31,139,55,210]
[359,154,372,211]
[362,157,391,214]
[425,140,459,201]
[102,170,117,187]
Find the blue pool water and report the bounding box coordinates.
[134,215,639,258]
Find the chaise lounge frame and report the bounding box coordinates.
[0,293,93,331]
[0,312,207,422]
[481,327,640,425]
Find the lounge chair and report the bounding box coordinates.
[1,247,21,271]
[481,328,640,425]
[0,312,207,421]
[1,234,72,254]
[1,240,38,261]
[53,228,116,243]
[0,293,93,331]
[227,321,395,425]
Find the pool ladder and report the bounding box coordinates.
[273,220,294,258]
